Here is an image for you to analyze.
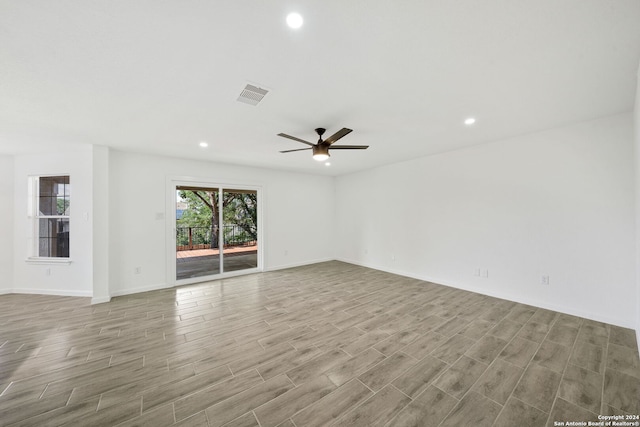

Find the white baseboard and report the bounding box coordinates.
[265,257,334,272]
[110,282,172,298]
[91,296,111,304]
[336,257,637,330]
[2,288,93,298]
[0,289,12,295]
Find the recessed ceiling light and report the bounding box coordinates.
[464,117,476,126]
[325,162,331,166]
[199,141,208,148]
[286,12,303,29]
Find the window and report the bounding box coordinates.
[29,175,70,259]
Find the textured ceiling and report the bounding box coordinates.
[1,1,639,176]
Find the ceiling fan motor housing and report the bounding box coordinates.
[312,144,329,157]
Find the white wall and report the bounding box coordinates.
[0,156,14,294]
[108,150,334,296]
[92,145,110,303]
[336,114,636,328]
[12,147,94,296]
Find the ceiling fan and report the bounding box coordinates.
[277,127,368,161]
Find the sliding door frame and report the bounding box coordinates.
[166,175,264,287]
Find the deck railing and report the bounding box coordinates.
[176,225,256,251]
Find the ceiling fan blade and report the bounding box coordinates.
[277,133,315,147]
[324,128,353,145]
[328,145,369,150]
[279,148,312,153]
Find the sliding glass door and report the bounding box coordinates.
[175,185,258,281]
[221,189,258,273]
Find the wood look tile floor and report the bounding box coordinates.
[1,261,638,426]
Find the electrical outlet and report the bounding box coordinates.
[391,254,396,261]
[45,268,51,276]
[541,275,550,285]
[474,268,481,276]
[481,269,489,278]
[134,267,142,275]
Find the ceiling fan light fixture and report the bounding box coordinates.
[312,145,329,161]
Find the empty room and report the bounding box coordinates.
[1,1,639,426]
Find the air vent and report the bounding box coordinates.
[237,84,268,106]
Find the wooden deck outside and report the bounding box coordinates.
[176,244,257,261]
[176,245,258,280]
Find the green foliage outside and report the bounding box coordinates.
[177,191,212,228]
[177,190,257,248]
[56,198,70,215]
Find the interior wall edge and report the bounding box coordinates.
[91,296,111,305]
[0,155,14,293]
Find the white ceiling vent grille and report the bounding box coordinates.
[237,84,268,106]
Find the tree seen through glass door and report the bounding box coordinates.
[176,187,257,280]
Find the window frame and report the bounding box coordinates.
[26,174,72,265]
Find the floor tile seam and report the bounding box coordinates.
[4,355,116,391]
[544,314,584,426]
[0,379,14,398]
[261,376,344,426]
[497,353,529,371]
[172,400,178,424]
[463,352,494,368]
[556,396,601,418]
[141,366,243,414]
[251,410,265,427]
[430,385,463,427]
[40,383,51,400]
[389,382,413,401]
[492,313,555,424]
[185,318,271,336]
[6,390,100,427]
[359,350,423,392]
[566,358,604,376]
[474,388,504,409]
[316,379,386,427]
[55,369,160,406]
[403,347,423,362]
[440,352,502,412]
[465,317,537,376]
[603,363,640,379]
[247,375,311,426]
[431,347,466,366]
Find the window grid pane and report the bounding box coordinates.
[38,218,70,258]
[39,176,70,216]
[35,176,70,258]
